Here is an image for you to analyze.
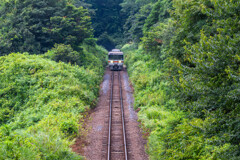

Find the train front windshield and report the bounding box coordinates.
[109,55,123,60]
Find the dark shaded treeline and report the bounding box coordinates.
[77,0,160,50]
[78,0,126,50]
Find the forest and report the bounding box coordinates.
[0,0,240,159]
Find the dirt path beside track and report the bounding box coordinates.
[72,68,148,160]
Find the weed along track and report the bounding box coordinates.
[103,71,128,160]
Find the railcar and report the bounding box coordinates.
[108,49,124,71]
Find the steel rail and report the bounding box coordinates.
[118,71,128,160]
[107,72,114,160]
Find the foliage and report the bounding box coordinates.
[122,44,185,159]
[79,0,126,50]
[0,0,93,55]
[96,32,116,51]
[123,0,240,159]
[44,44,83,66]
[142,18,175,57]
[0,0,107,159]
[44,43,107,71]
[1,0,239,159]
[83,0,162,49]
[0,53,104,159]
[73,0,95,15]
[143,0,172,33]
[121,0,158,44]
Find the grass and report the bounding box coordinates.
[0,52,105,159]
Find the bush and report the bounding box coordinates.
[123,39,240,159]
[0,53,104,159]
[44,44,82,65]
[44,43,107,72]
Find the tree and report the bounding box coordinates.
[143,0,172,33]
[121,0,158,43]
[0,0,93,55]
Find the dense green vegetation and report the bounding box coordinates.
[85,0,171,49]
[0,0,107,159]
[0,0,93,55]
[121,0,158,44]
[123,0,240,159]
[0,51,106,159]
[74,0,125,50]
[1,0,239,159]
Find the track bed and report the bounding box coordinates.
[77,69,148,160]
[102,71,128,160]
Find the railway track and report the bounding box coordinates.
[104,71,128,160]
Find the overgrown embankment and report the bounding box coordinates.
[0,0,108,159]
[0,44,106,159]
[123,45,185,159]
[122,0,239,159]
[123,41,240,160]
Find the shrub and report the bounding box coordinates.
[0,53,104,159]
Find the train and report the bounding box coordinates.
[108,49,124,71]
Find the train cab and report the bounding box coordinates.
[108,49,124,71]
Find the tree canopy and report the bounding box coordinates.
[0,0,93,55]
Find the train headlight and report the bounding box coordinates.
[110,60,113,63]
[119,61,122,63]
